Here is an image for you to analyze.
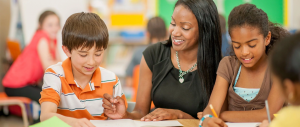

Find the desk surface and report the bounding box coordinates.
[177,119,199,127]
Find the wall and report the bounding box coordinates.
[0,0,11,91]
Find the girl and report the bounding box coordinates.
[3,10,61,106]
[102,0,222,121]
[260,33,300,127]
[199,4,290,127]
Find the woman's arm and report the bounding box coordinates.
[103,56,195,120]
[124,56,153,119]
[40,102,95,127]
[220,81,285,122]
[37,38,60,70]
[103,56,153,119]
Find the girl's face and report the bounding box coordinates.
[230,26,271,68]
[169,5,199,51]
[41,14,60,40]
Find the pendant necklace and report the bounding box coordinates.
[175,51,197,83]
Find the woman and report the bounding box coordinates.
[102,0,222,121]
[3,10,61,104]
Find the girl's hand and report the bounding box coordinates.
[203,117,228,127]
[259,120,269,127]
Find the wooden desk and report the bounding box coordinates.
[177,119,199,127]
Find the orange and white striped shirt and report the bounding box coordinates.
[39,58,127,120]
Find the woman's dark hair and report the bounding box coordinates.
[228,3,290,55]
[270,33,300,83]
[147,17,167,43]
[164,0,222,105]
[37,10,60,30]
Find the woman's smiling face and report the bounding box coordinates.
[169,5,199,51]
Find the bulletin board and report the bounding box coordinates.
[157,0,177,28]
[224,0,284,25]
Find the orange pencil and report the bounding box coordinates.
[210,104,218,118]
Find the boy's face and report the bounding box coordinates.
[63,45,104,77]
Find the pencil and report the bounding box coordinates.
[265,100,271,123]
[210,104,218,118]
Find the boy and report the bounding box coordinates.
[39,12,127,127]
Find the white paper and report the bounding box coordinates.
[90,119,183,127]
[134,120,183,127]
[226,122,261,127]
[90,119,135,127]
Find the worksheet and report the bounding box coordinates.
[226,122,261,127]
[90,119,183,127]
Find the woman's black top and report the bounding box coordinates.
[143,41,207,118]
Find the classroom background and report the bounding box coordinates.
[0,0,299,126]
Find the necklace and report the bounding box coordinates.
[176,51,197,83]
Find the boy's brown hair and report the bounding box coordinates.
[62,12,108,52]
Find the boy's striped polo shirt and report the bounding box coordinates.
[39,58,127,120]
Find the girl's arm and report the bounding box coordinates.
[203,75,230,116]
[201,76,230,127]
[55,46,61,61]
[220,81,285,122]
[37,38,60,70]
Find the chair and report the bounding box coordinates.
[126,102,136,112]
[132,65,140,102]
[132,65,155,109]
[0,92,32,127]
[6,39,22,61]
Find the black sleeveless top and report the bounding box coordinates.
[143,41,207,118]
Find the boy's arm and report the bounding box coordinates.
[40,102,95,127]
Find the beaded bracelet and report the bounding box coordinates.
[199,114,213,127]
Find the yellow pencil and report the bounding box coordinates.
[210,104,218,118]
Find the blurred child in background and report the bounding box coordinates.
[219,14,230,57]
[2,10,61,121]
[260,33,300,127]
[125,16,167,87]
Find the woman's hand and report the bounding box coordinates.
[203,117,228,127]
[102,93,127,119]
[141,108,181,121]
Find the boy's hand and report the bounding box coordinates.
[102,93,127,119]
[70,118,95,127]
[203,117,228,127]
